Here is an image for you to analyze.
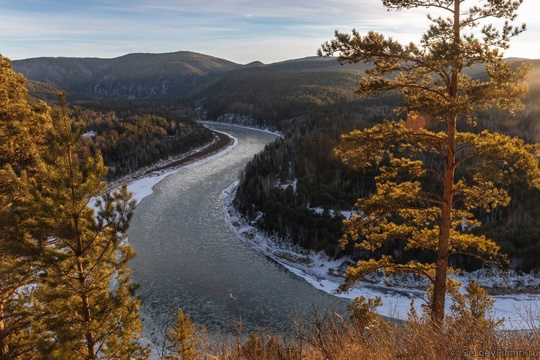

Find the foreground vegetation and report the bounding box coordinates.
[1,54,150,358]
[161,283,540,360]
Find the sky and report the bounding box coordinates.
[1,0,539,64]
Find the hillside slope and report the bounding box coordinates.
[13,51,241,99]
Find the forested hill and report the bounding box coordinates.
[195,61,373,130]
[12,52,370,107]
[12,51,241,100]
[72,106,213,180]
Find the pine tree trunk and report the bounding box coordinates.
[432,0,461,326]
[78,259,96,360]
[432,110,458,324]
[74,210,96,360]
[432,163,454,325]
[432,111,457,325]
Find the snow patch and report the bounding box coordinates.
[81,130,96,138]
[310,207,358,219]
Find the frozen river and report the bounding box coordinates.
[128,123,348,341]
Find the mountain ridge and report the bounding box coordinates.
[12,50,538,106]
[12,51,243,100]
[11,51,372,100]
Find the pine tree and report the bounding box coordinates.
[319,0,539,325]
[165,309,199,360]
[0,54,52,359]
[31,97,148,359]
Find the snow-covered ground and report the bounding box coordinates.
[222,181,540,330]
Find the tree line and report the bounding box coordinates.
[71,104,213,180]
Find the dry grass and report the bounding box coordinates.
[180,311,540,360]
[164,289,540,360]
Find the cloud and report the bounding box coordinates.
[1,0,539,62]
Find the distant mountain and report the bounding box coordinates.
[12,52,376,102]
[12,51,242,100]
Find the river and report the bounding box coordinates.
[128,123,348,343]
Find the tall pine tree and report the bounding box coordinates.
[31,97,148,359]
[319,0,539,325]
[0,54,52,359]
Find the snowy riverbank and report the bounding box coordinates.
[105,128,234,195]
[122,120,283,203]
[198,120,284,139]
[222,181,540,330]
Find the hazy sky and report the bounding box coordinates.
[1,0,539,64]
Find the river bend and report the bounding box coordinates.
[128,123,347,341]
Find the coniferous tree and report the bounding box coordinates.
[319,0,539,325]
[31,97,148,359]
[0,54,52,359]
[164,309,199,360]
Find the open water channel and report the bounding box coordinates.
[128,123,348,343]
